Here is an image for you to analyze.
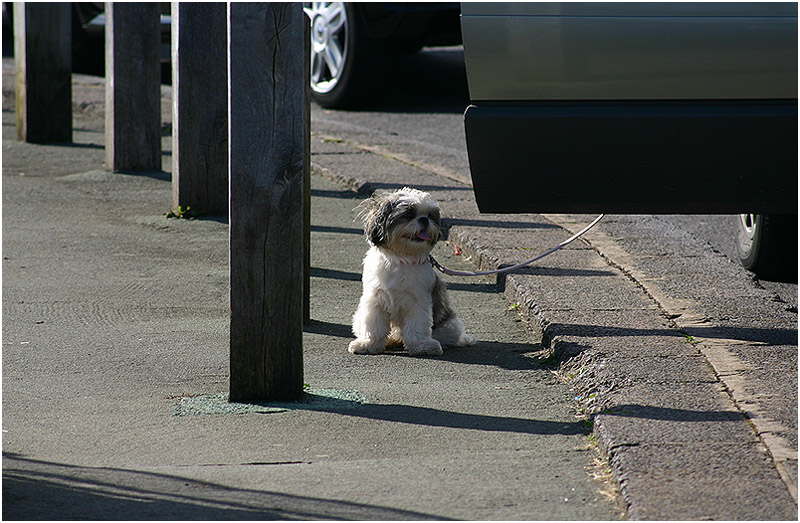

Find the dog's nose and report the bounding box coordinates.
[418,216,429,228]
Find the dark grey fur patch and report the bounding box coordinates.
[364,197,393,246]
[431,272,456,329]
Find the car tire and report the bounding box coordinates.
[305,2,390,108]
[736,214,797,282]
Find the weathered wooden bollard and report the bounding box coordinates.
[105,3,161,172]
[228,3,308,402]
[171,2,228,215]
[13,2,72,143]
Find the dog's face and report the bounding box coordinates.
[359,187,442,258]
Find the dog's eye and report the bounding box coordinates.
[429,210,440,224]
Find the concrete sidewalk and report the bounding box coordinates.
[3,64,797,520]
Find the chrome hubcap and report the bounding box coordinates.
[740,213,757,240]
[303,2,348,95]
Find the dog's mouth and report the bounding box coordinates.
[412,231,431,242]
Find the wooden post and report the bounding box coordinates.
[171,2,228,215]
[302,10,311,324]
[228,3,307,402]
[105,2,161,172]
[13,2,72,143]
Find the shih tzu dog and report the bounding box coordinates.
[349,187,476,356]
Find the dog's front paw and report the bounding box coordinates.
[348,338,385,355]
[460,333,477,346]
[406,339,443,357]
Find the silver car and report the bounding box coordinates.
[461,2,797,279]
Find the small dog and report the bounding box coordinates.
[349,187,476,356]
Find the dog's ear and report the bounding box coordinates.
[429,208,441,228]
[363,195,393,247]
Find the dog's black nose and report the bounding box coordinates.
[418,216,429,228]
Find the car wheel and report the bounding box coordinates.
[304,2,387,108]
[736,213,797,282]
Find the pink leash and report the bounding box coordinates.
[429,214,605,277]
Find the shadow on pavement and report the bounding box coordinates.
[601,404,744,422]
[549,322,797,346]
[2,453,447,521]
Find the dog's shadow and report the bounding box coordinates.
[304,320,555,372]
[437,341,552,371]
[372,341,551,373]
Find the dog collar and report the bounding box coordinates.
[379,249,430,266]
[399,256,430,266]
